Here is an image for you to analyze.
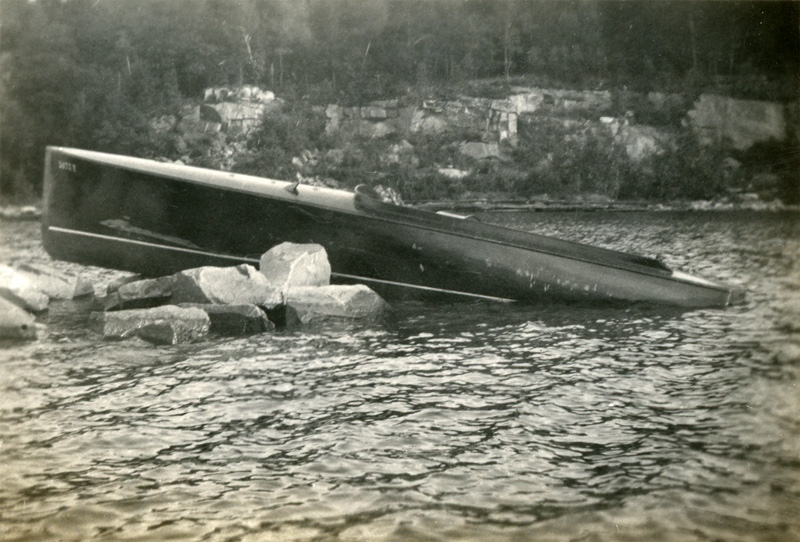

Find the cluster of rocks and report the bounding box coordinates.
[0,262,95,340]
[150,85,283,139]
[0,243,388,344]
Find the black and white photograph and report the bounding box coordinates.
[1,0,798,540]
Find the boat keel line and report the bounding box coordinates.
[47,226,514,303]
[330,272,514,302]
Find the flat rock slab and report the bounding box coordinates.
[0,297,37,340]
[0,265,50,312]
[287,284,388,324]
[89,305,210,344]
[260,242,331,296]
[100,275,176,311]
[172,264,282,308]
[16,263,94,299]
[179,303,275,335]
[105,274,144,294]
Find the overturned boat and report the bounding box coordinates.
[42,147,743,307]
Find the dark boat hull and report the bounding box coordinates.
[42,147,742,307]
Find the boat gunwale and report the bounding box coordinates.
[351,201,730,293]
[47,146,731,294]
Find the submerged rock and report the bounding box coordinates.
[178,303,274,335]
[0,265,50,312]
[259,242,331,296]
[0,297,37,340]
[771,343,800,364]
[777,313,800,332]
[133,322,187,345]
[172,264,282,308]
[16,263,94,300]
[89,305,210,344]
[286,284,388,324]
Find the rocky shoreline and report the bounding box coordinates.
[0,242,388,343]
[0,205,42,221]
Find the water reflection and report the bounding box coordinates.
[1,211,799,541]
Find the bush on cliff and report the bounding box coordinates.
[618,135,730,201]
[735,138,800,204]
[233,104,328,180]
[511,119,633,199]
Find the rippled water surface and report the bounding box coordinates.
[1,211,799,541]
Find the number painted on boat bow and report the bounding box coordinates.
[58,160,77,173]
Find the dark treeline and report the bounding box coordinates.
[1,0,798,201]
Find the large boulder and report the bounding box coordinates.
[99,275,176,311]
[259,243,331,297]
[459,141,503,161]
[89,305,210,344]
[410,109,449,134]
[0,265,49,312]
[178,303,274,335]
[171,264,282,308]
[615,124,671,162]
[0,297,37,340]
[438,167,470,180]
[687,94,787,151]
[381,139,418,167]
[286,284,388,324]
[198,85,282,136]
[15,263,94,300]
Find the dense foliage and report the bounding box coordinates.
[1,0,798,202]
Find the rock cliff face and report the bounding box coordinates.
[149,84,796,203]
[158,84,793,165]
[322,87,793,164]
[323,88,615,145]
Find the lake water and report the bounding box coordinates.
[1,211,799,542]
